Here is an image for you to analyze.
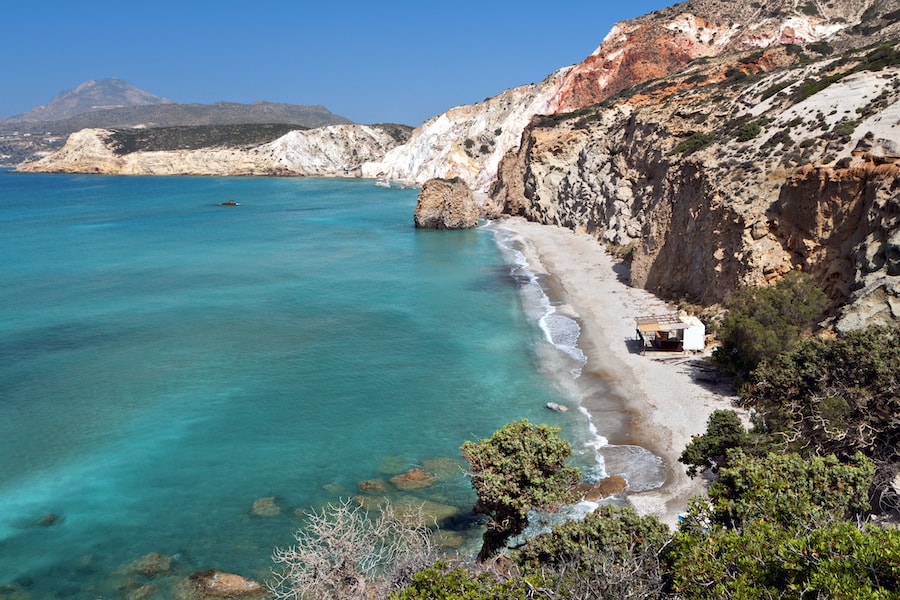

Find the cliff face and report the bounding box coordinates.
[18,124,408,177]
[492,35,900,328]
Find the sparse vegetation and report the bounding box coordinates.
[269,499,437,600]
[107,123,304,155]
[735,120,761,141]
[670,132,713,155]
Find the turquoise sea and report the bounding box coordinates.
[0,172,633,598]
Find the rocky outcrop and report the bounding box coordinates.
[388,467,437,490]
[413,178,481,229]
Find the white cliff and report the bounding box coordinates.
[361,68,571,192]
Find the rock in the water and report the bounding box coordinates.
[358,478,389,493]
[352,495,390,512]
[413,177,480,229]
[546,402,568,412]
[126,552,173,577]
[420,457,465,481]
[389,468,436,490]
[392,497,462,528]
[38,512,60,526]
[583,475,628,501]
[250,497,281,517]
[175,570,269,600]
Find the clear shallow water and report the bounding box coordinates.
[0,173,606,597]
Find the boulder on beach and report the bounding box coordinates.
[582,475,628,501]
[413,177,480,229]
[250,497,281,517]
[174,569,269,600]
[389,468,436,490]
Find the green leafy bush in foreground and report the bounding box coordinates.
[461,419,581,560]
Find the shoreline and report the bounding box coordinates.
[495,217,739,528]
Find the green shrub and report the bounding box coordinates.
[735,121,761,141]
[714,271,827,378]
[742,326,900,511]
[514,506,671,599]
[461,420,581,560]
[669,132,713,155]
[679,410,749,477]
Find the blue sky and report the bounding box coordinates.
[3,1,674,125]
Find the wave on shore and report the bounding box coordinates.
[491,224,666,497]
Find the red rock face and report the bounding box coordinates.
[548,20,717,114]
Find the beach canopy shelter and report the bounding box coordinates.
[635,314,705,352]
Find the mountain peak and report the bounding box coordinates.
[16,78,171,123]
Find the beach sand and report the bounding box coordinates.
[496,217,739,528]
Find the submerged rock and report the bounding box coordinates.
[174,569,269,600]
[413,177,480,229]
[127,551,173,577]
[392,497,461,528]
[250,497,281,518]
[389,468,436,490]
[420,457,465,481]
[358,478,389,493]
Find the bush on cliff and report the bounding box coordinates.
[669,451,900,599]
[713,271,826,379]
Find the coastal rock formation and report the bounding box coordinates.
[582,476,629,501]
[18,123,410,177]
[174,570,268,600]
[14,0,899,330]
[363,69,571,192]
[413,178,480,229]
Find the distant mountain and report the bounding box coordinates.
[13,78,170,123]
[40,100,354,132]
[0,78,355,165]
[2,78,353,133]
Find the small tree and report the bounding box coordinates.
[679,409,752,477]
[461,420,581,560]
[714,271,826,378]
[269,499,437,600]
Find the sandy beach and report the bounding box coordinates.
[496,217,740,528]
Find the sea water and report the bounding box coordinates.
[0,172,626,597]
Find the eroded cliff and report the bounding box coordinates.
[492,37,900,328]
